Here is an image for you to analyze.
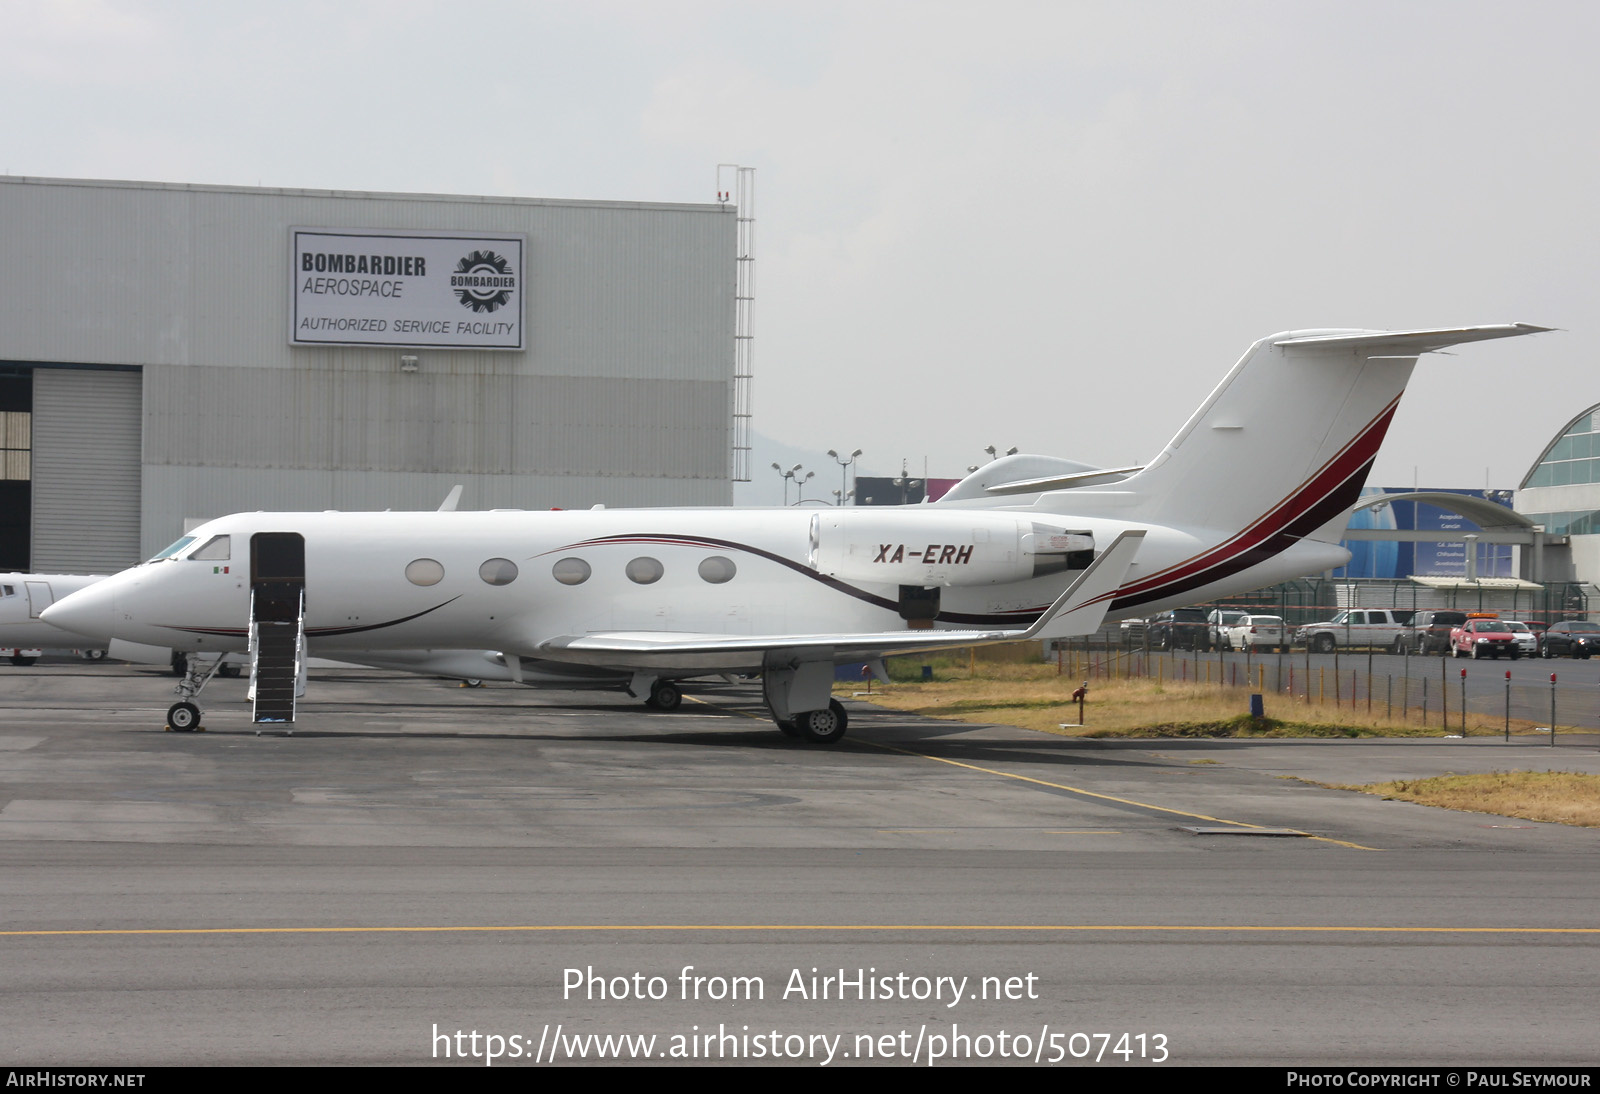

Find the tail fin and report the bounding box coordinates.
[1114,325,1549,539]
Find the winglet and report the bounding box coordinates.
[1018,529,1145,640]
[437,485,464,512]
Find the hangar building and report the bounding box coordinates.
[0,176,740,572]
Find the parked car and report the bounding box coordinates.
[1449,617,1520,659]
[1398,610,1469,655]
[1500,620,1540,657]
[1539,622,1600,659]
[1220,615,1288,652]
[1145,608,1210,651]
[1119,617,1149,647]
[1297,609,1412,653]
[1207,609,1249,650]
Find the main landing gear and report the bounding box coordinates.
[165,652,231,733]
[629,673,684,712]
[772,699,849,744]
[763,659,851,744]
[645,680,682,711]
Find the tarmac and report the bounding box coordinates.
[1,659,1597,1066]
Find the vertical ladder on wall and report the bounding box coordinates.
[718,163,755,483]
[249,588,305,724]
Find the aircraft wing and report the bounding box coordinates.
[533,530,1144,672]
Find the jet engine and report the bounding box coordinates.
[809,511,1093,587]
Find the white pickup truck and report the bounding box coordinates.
[1295,609,1411,653]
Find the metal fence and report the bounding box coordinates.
[1047,640,1600,741]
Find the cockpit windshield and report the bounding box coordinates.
[147,536,197,562]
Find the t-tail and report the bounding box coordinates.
[961,324,1554,614]
[1120,325,1549,541]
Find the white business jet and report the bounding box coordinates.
[1,573,108,664]
[42,324,1548,741]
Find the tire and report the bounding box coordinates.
[796,701,848,744]
[84,648,107,661]
[1541,645,1552,659]
[1510,650,1521,660]
[170,652,189,677]
[647,681,682,711]
[219,663,242,678]
[1392,638,1408,655]
[1313,634,1335,654]
[10,654,37,667]
[167,701,201,732]
[1471,645,1480,660]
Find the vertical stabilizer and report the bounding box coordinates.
[1117,325,1548,540]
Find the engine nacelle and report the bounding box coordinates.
[809,510,1093,587]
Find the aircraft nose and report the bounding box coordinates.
[40,582,116,642]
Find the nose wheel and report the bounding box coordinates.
[164,653,231,732]
[166,701,203,732]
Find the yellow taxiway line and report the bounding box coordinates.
[2,924,1597,937]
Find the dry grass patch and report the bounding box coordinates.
[1342,771,1600,827]
[853,660,1536,739]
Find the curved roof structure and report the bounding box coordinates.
[1346,491,1535,531]
[1520,402,1600,489]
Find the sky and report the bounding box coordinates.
[3,1,1595,506]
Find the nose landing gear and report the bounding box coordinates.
[165,653,231,732]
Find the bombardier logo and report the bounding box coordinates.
[451,250,516,313]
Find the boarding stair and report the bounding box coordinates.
[249,587,305,724]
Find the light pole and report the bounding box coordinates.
[893,460,923,505]
[771,462,802,505]
[828,448,862,506]
[790,471,816,504]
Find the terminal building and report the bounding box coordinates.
[1515,404,1600,584]
[0,176,744,573]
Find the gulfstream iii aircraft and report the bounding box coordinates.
[42,324,1548,742]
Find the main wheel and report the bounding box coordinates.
[796,701,849,744]
[10,653,36,667]
[647,681,682,711]
[84,648,107,661]
[167,701,201,732]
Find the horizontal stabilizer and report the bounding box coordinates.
[1273,324,1553,351]
[536,531,1145,671]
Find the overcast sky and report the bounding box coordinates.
[4,1,1594,505]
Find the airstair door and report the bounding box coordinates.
[248,533,306,723]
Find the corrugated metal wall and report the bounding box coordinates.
[0,178,738,559]
[142,366,727,478]
[31,368,143,571]
[0,179,734,383]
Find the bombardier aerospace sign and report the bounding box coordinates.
[291,229,526,350]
